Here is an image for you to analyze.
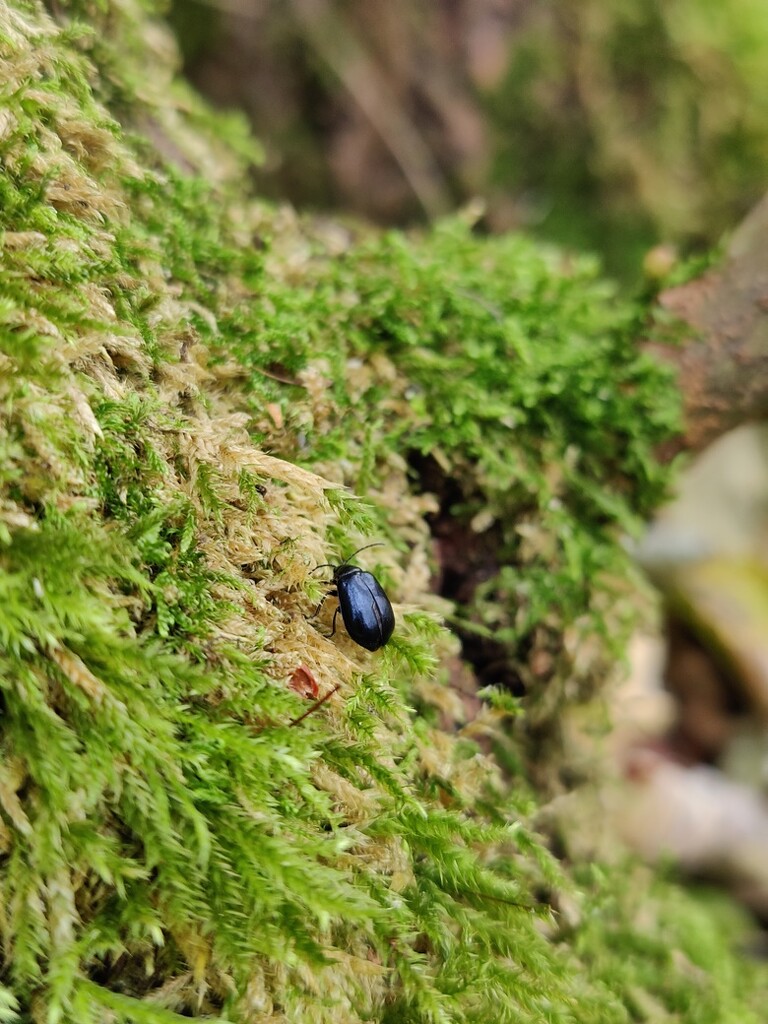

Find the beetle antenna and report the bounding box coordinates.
[309,542,384,574]
[345,542,384,564]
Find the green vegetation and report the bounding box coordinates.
[170,0,768,280]
[489,0,768,277]
[229,219,679,742]
[0,0,764,1021]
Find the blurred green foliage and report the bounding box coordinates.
[489,0,768,278]
[171,0,768,282]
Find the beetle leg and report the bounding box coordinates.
[328,605,340,638]
[305,595,326,620]
[305,587,337,621]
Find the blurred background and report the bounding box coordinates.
[169,0,768,282]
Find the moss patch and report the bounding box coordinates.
[0,1,765,1022]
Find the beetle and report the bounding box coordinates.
[311,543,395,651]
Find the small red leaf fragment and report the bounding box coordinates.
[289,664,319,699]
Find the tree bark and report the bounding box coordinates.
[648,193,768,457]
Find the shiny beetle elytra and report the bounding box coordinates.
[313,543,395,651]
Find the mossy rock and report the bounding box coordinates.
[0,1,766,1022]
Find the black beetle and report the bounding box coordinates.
[312,543,395,651]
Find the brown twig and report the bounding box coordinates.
[289,683,342,726]
[646,192,768,457]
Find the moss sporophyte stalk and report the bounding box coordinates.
[0,1,765,1022]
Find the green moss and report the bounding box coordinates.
[0,1,765,1022]
[226,219,679,734]
[574,867,767,1024]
